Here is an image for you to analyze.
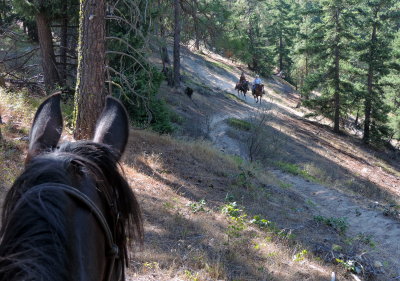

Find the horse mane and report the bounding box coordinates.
[0,140,143,280]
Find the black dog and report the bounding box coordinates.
[185,87,193,99]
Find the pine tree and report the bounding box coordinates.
[293,0,323,100]
[384,31,400,141]
[303,0,358,133]
[357,0,399,143]
[267,0,300,80]
[74,0,106,139]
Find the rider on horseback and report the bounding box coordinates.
[252,75,262,92]
[239,72,246,84]
[235,72,249,97]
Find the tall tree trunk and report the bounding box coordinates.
[363,15,378,144]
[25,20,38,42]
[60,3,69,87]
[355,107,359,127]
[36,12,59,91]
[279,34,283,71]
[158,0,171,72]
[333,8,341,133]
[74,0,106,140]
[305,22,309,79]
[248,19,257,71]
[0,114,3,144]
[158,0,173,86]
[193,0,200,50]
[173,0,181,87]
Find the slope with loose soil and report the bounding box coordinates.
[1,44,399,281]
[153,45,400,280]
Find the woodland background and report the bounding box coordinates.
[0,0,399,146]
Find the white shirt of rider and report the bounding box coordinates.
[254,78,262,84]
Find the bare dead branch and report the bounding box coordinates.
[0,48,39,63]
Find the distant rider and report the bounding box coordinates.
[239,72,246,84]
[252,75,262,91]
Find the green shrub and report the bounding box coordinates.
[314,216,348,235]
[276,161,317,182]
[227,118,252,131]
[118,68,175,134]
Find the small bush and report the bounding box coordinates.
[221,202,242,218]
[314,216,348,235]
[250,215,273,228]
[187,199,207,213]
[276,161,317,182]
[227,118,252,131]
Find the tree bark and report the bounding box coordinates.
[60,3,69,87]
[363,13,378,144]
[36,12,59,91]
[333,8,341,133]
[173,0,181,87]
[0,114,3,144]
[74,0,106,140]
[158,0,171,73]
[192,0,200,50]
[279,34,283,71]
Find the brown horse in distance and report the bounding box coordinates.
[235,81,249,99]
[252,84,265,103]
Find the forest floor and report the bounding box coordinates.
[1,44,400,281]
[150,45,400,280]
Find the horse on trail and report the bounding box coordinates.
[252,84,265,103]
[0,93,143,281]
[235,81,249,99]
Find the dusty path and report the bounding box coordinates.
[207,103,400,279]
[273,170,400,279]
[175,46,400,280]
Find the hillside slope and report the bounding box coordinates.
[150,45,400,280]
[1,45,399,280]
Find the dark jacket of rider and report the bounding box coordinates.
[239,73,246,83]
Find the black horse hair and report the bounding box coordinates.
[0,141,143,281]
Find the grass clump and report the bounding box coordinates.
[293,249,308,262]
[276,161,317,182]
[375,160,400,178]
[314,215,348,235]
[187,199,207,213]
[227,118,252,131]
[0,140,24,186]
[208,60,235,72]
[224,93,246,103]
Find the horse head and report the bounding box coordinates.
[0,94,143,281]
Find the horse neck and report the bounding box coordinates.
[0,167,110,281]
[67,186,108,281]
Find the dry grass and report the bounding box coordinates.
[121,130,349,280]
[0,89,34,194]
[0,89,351,280]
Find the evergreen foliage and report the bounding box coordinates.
[2,0,400,142]
[107,0,174,133]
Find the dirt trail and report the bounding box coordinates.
[273,170,400,278]
[176,46,400,279]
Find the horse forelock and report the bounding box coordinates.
[0,140,143,280]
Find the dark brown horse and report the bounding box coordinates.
[235,81,249,99]
[0,94,143,281]
[252,84,265,103]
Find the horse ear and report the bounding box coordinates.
[93,96,129,157]
[27,93,63,162]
